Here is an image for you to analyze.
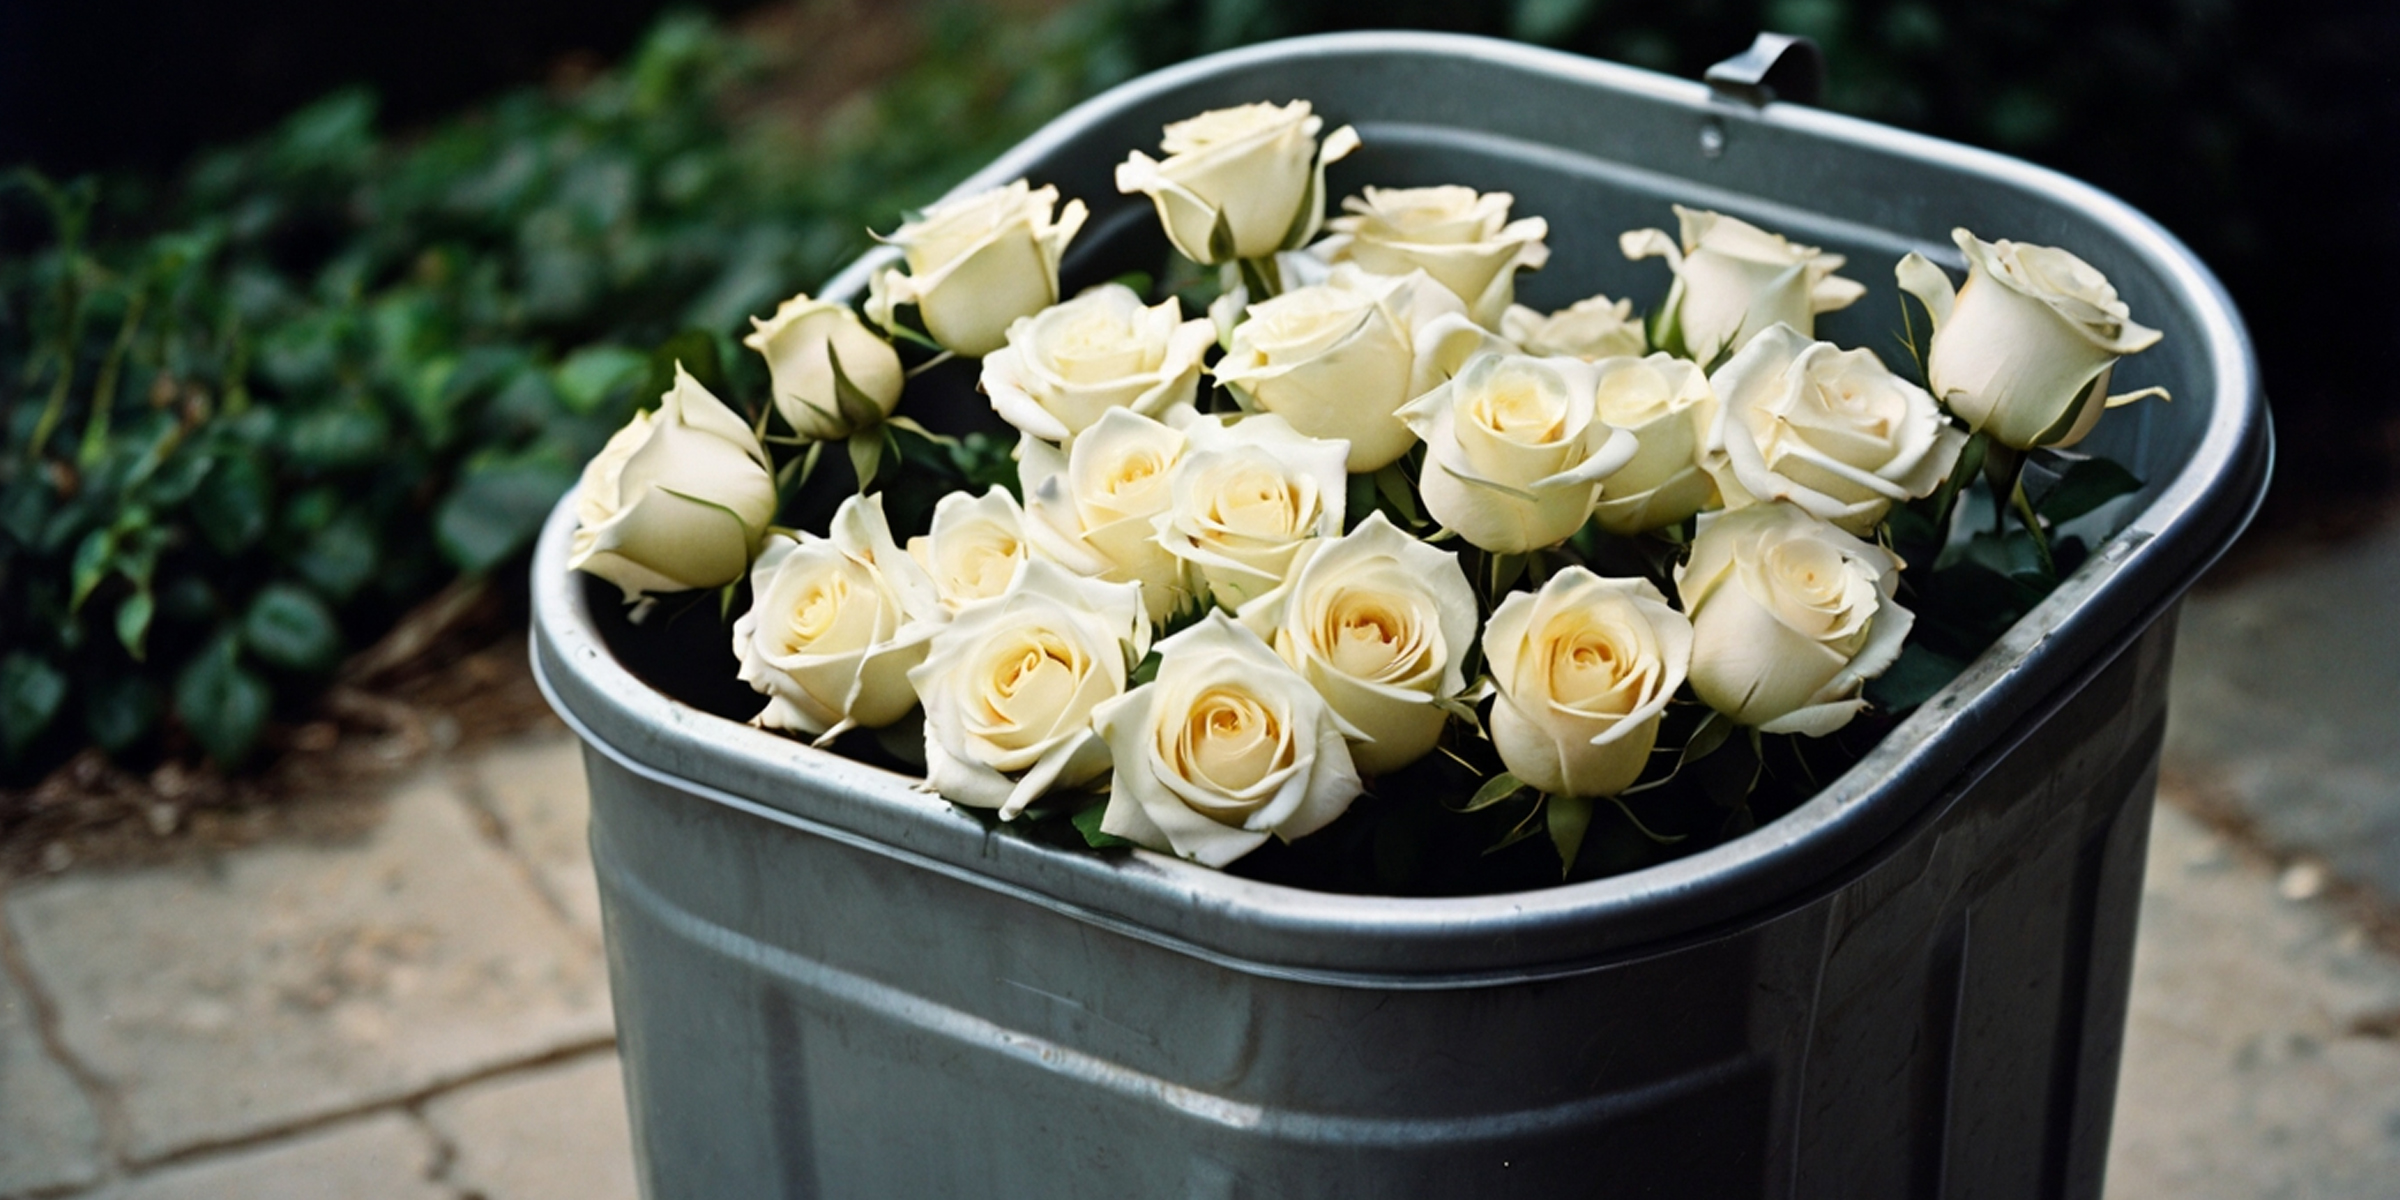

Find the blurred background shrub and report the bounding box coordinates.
[2,0,2391,783]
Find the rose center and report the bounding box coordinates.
[1211,467,1303,539]
[1183,690,1288,794]
[786,574,852,651]
[985,635,1080,732]
[1047,310,1152,381]
[1324,594,1422,680]
[1547,628,1640,714]
[1472,371,1567,444]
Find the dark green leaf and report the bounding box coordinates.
[81,671,161,755]
[116,588,156,660]
[70,527,117,612]
[555,345,649,415]
[282,403,390,470]
[435,458,578,574]
[1071,803,1133,849]
[242,583,342,672]
[2035,456,2144,525]
[1864,643,1970,714]
[174,637,270,766]
[294,515,381,601]
[1454,771,1527,813]
[1,653,69,761]
[1546,793,1594,875]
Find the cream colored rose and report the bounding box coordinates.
[1234,513,1478,776]
[1484,569,1691,798]
[907,562,1148,818]
[1703,323,1967,535]
[743,293,903,441]
[1501,294,1648,361]
[1397,352,1639,555]
[1212,266,1506,471]
[906,486,1031,612]
[569,365,776,607]
[1310,185,1550,328]
[1156,412,1350,610]
[1018,408,1198,625]
[1588,353,1720,536]
[733,493,945,743]
[1621,206,1865,363]
[980,284,1214,443]
[1114,101,1360,265]
[865,180,1087,357]
[1094,612,1363,867]
[1676,502,1911,737]
[1897,228,2168,449]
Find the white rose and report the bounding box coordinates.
[1500,294,1648,361]
[1897,228,2168,450]
[1621,206,1865,363]
[865,180,1087,357]
[906,486,1031,612]
[907,562,1148,819]
[1587,353,1721,536]
[1094,612,1363,868]
[1310,185,1550,327]
[1155,412,1350,610]
[1397,352,1640,555]
[1484,569,1692,799]
[1704,323,1968,536]
[569,365,777,607]
[1018,408,1198,625]
[980,284,1214,443]
[1676,502,1912,737]
[1212,266,1507,472]
[733,493,945,743]
[1114,101,1361,265]
[1234,513,1478,776]
[742,293,903,441]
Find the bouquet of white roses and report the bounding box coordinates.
[566,99,2167,889]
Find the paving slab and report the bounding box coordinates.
[90,1112,443,1200]
[465,732,602,941]
[2107,799,2400,1199]
[2165,511,2400,904]
[423,1052,637,1200]
[0,952,104,1196]
[1,773,613,1164]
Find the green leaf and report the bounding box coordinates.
[554,345,649,415]
[1128,649,1163,688]
[1071,803,1134,849]
[1,653,69,761]
[1453,771,1527,813]
[282,403,391,470]
[70,527,117,612]
[1865,643,1970,714]
[294,515,380,601]
[2034,456,2144,525]
[435,458,579,573]
[846,427,885,493]
[827,342,888,432]
[1206,207,1238,266]
[81,671,161,755]
[1372,462,1422,525]
[1547,793,1594,876]
[116,588,156,661]
[174,637,270,766]
[242,583,342,672]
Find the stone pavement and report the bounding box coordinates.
[0,733,634,1200]
[1,513,2396,1199]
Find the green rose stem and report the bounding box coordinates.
[1236,253,1283,302]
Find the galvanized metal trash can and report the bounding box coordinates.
[531,32,2271,1199]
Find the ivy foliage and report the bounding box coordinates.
[0,4,1164,781]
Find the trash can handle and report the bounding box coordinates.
[1705,32,1825,108]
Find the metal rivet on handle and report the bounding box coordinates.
[1699,120,1727,159]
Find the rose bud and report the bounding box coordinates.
[1897,228,2168,450]
[866,180,1087,357]
[744,293,904,441]
[1621,206,1864,364]
[569,365,777,610]
[1309,185,1550,328]
[1114,101,1360,266]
